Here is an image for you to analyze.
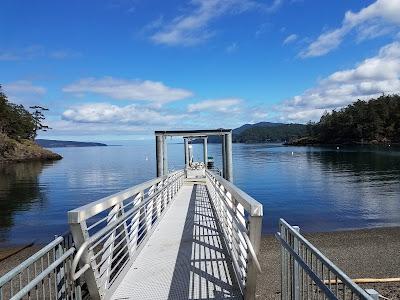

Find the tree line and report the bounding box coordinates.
[305,94,400,144]
[0,85,50,140]
[233,124,307,143]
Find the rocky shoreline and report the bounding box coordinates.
[257,227,400,299]
[0,134,62,162]
[1,227,399,299]
[285,136,398,146]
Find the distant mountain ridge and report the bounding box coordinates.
[233,122,285,135]
[36,139,107,148]
[195,122,306,143]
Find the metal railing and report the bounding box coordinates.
[0,233,85,300]
[276,219,374,300]
[205,170,263,300]
[68,170,184,300]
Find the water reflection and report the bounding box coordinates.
[0,143,399,246]
[231,144,400,233]
[0,161,55,244]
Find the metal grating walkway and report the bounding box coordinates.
[110,183,241,300]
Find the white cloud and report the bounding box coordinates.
[62,103,184,126]
[279,41,400,122]
[49,50,82,59]
[0,53,20,61]
[62,77,193,105]
[226,42,238,53]
[0,45,44,61]
[149,0,282,46]
[187,98,242,113]
[301,0,400,58]
[2,80,47,106]
[3,81,46,96]
[3,80,46,98]
[0,46,82,61]
[283,34,298,45]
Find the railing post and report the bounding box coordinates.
[69,222,101,300]
[245,215,262,300]
[365,289,379,300]
[292,226,300,300]
[280,223,287,300]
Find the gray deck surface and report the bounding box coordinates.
[110,183,241,300]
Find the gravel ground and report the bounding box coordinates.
[1,227,399,299]
[256,227,400,299]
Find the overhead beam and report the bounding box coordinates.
[155,129,231,137]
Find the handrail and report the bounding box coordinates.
[69,170,185,284]
[9,247,76,300]
[0,236,64,285]
[206,173,262,273]
[0,235,82,300]
[205,169,263,300]
[68,170,183,223]
[206,170,263,217]
[242,233,262,274]
[277,219,373,299]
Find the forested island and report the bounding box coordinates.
[36,139,107,148]
[0,86,62,162]
[233,123,306,143]
[195,95,400,145]
[289,94,400,145]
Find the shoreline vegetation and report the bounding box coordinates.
[201,94,400,146]
[287,94,400,146]
[0,86,62,163]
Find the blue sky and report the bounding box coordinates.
[1,0,400,141]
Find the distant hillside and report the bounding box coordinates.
[194,122,306,144]
[234,123,306,143]
[36,139,107,148]
[234,122,285,135]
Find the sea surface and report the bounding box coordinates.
[1,141,400,246]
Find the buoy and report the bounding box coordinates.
[336,146,339,150]
[291,152,294,156]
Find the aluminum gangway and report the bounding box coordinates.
[0,129,378,300]
[0,129,264,300]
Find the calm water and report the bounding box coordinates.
[1,142,400,246]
